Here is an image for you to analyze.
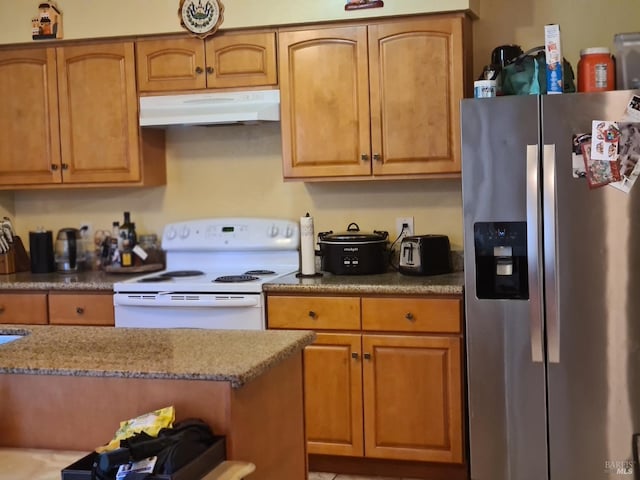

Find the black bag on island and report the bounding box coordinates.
[92,418,216,480]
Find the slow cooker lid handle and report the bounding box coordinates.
[347,223,360,232]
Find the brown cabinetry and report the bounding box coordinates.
[267,293,464,464]
[0,292,48,325]
[0,42,165,189]
[0,291,114,326]
[48,291,114,326]
[136,31,277,92]
[278,13,470,181]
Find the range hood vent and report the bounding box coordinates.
[139,89,280,127]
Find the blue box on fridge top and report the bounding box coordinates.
[545,24,563,94]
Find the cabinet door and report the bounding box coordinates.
[206,31,277,89]
[304,332,364,456]
[362,334,463,463]
[48,291,114,326]
[0,292,48,324]
[0,48,62,186]
[57,42,141,184]
[279,26,372,178]
[136,38,206,92]
[369,15,466,175]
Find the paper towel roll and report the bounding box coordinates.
[300,214,316,275]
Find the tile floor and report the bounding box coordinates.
[309,472,419,480]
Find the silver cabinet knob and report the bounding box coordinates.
[360,154,369,161]
[195,66,204,74]
[373,153,382,161]
[363,353,371,360]
[206,66,214,74]
[351,352,359,360]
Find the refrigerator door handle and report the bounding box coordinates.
[543,144,560,364]
[526,144,544,363]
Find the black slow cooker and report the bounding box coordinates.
[317,223,389,275]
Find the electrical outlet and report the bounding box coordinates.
[395,216,414,239]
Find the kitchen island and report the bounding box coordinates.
[0,325,315,480]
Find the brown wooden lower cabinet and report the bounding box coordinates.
[0,292,48,325]
[48,291,114,326]
[362,334,462,463]
[0,290,114,326]
[304,332,363,456]
[267,293,465,467]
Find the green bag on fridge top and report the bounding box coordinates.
[501,46,576,96]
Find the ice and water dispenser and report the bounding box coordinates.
[474,222,529,299]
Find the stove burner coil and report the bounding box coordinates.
[162,270,205,277]
[244,270,276,275]
[138,275,173,283]
[214,275,259,283]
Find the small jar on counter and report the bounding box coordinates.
[137,234,164,265]
[577,47,615,92]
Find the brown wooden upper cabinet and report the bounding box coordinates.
[0,41,165,189]
[278,13,470,180]
[136,31,278,92]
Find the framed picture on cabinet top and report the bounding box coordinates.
[345,0,384,11]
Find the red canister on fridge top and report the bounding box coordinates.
[577,47,615,92]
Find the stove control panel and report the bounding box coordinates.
[162,217,300,251]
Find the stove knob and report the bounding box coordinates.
[180,226,190,239]
[165,227,177,240]
[268,225,279,237]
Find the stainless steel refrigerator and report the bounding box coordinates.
[461,90,640,480]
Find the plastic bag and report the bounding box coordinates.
[502,46,576,96]
[95,405,175,454]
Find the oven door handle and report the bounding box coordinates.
[115,293,261,308]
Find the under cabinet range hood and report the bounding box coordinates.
[139,89,280,127]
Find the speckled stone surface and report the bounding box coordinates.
[0,325,315,388]
[263,271,464,296]
[0,270,138,291]
[0,251,465,295]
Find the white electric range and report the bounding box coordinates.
[113,217,300,330]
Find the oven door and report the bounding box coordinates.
[113,292,264,330]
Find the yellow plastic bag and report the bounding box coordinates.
[95,405,175,453]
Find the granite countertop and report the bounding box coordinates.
[0,270,139,291]
[0,325,315,388]
[0,267,465,295]
[262,271,464,296]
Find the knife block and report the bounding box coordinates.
[0,236,30,275]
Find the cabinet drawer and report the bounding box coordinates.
[0,292,48,324]
[48,292,114,326]
[267,295,360,330]
[362,297,461,333]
